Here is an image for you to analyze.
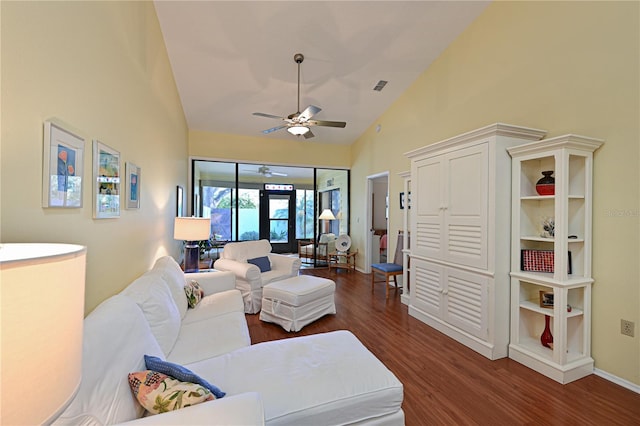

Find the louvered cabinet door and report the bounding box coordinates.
[412,156,444,260]
[410,258,444,317]
[444,143,488,270]
[443,267,489,340]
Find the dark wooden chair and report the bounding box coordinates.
[371,231,405,299]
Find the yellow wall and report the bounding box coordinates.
[351,1,639,385]
[189,130,351,169]
[1,1,188,314]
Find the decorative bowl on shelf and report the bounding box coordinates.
[535,171,555,195]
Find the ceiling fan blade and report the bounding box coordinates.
[253,112,286,120]
[297,105,321,122]
[262,125,287,134]
[271,172,288,177]
[308,119,347,128]
[303,129,315,139]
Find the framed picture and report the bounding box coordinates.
[539,290,554,308]
[42,121,85,208]
[93,140,120,219]
[176,185,184,216]
[125,162,141,209]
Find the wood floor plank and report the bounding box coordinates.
[246,269,640,425]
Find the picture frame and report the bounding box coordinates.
[93,140,120,219]
[42,121,85,208]
[539,290,554,308]
[176,185,184,216]
[125,162,141,209]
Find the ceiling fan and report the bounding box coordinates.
[245,165,287,177]
[253,53,346,139]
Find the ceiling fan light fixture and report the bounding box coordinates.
[288,125,310,136]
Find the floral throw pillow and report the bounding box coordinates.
[184,280,204,308]
[128,370,214,415]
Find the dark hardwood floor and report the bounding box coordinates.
[246,268,640,425]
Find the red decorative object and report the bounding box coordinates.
[541,315,554,349]
[536,171,555,195]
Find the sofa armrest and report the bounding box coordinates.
[184,270,235,295]
[213,258,261,283]
[269,253,301,276]
[116,392,264,425]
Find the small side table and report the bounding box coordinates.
[181,258,213,271]
[329,250,357,272]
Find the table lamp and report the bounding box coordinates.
[174,217,211,272]
[1,243,86,425]
[319,209,336,234]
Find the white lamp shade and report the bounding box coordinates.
[1,243,86,425]
[318,209,336,220]
[174,217,211,241]
[287,125,310,136]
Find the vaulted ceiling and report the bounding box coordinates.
[154,1,489,145]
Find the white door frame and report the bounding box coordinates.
[364,171,389,273]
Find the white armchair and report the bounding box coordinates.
[213,239,301,314]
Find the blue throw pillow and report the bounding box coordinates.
[144,355,225,398]
[247,256,271,272]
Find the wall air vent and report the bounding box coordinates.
[373,80,388,92]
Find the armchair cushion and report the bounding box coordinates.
[247,256,271,272]
[221,239,272,263]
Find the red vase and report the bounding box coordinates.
[541,315,554,349]
[536,171,555,196]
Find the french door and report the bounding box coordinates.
[259,190,296,253]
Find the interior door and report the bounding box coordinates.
[259,190,296,253]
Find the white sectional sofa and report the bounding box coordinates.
[54,255,404,425]
[214,239,301,313]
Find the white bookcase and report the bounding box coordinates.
[507,134,603,384]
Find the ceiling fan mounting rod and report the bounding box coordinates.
[294,53,304,113]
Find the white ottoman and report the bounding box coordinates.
[260,275,336,332]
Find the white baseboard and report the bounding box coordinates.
[594,368,640,394]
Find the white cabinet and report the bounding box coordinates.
[406,123,546,360]
[507,134,603,384]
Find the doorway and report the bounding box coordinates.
[259,189,296,253]
[365,172,389,273]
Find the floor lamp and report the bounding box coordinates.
[174,217,211,272]
[1,243,87,425]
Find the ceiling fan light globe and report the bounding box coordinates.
[288,125,309,136]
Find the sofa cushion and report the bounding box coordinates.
[54,295,165,426]
[167,311,251,365]
[128,370,214,415]
[247,256,271,272]
[144,355,225,398]
[152,256,189,319]
[184,280,204,308]
[185,330,403,425]
[121,271,181,356]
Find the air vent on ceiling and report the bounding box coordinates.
[373,80,388,92]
